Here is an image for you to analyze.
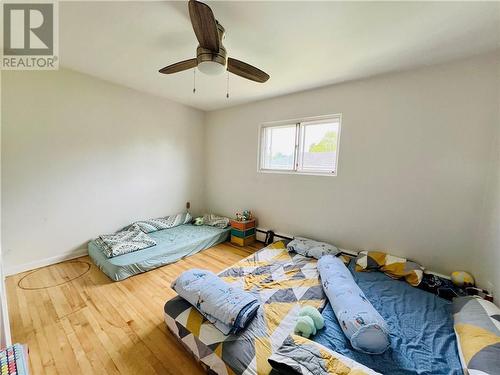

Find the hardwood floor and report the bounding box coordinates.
[6,241,264,375]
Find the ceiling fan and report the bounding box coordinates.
[159,0,270,83]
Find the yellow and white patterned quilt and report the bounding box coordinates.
[164,241,329,375]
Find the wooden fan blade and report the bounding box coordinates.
[188,0,219,52]
[159,59,198,74]
[227,58,269,83]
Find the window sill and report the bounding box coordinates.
[258,169,337,177]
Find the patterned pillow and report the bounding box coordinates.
[286,237,339,259]
[355,250,424,286]
[453,296,500,375]
[133,212,192,233]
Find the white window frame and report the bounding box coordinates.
[258,114,342,176]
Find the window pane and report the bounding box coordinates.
[300,120,339,172]
[261,125,296,170]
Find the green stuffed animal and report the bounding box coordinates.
[294,316,316,338]
[299,305,325,330]
[193,217,204,226]
[294,306,325,338]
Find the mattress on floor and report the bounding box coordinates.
[88,224,230,281]
[314,260,463,375]
[163,241,329,375]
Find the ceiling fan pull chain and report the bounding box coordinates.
[226,71,230,99]
[193,69,196,94]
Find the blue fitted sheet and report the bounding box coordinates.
[314,261,462,375]
[88,224,230,281]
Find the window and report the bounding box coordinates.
[259,114,341,175]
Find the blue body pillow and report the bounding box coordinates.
[317,255,390,354]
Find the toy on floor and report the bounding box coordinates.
[299,305,325,329]
[235,210,253,221]
[294,306,325,338]
[0,343,29,375]
[294,316,316,338]
[450,271,475,287]
[193,217,204,226]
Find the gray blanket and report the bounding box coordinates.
[268,335,380,375]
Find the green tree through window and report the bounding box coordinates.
[309,131,337,153]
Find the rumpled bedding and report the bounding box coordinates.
[355,250,424,286]
[132,212,192,233]
[202,214,230,229]
[268,334,381,375]
[314,260,462,375]
[163,241,328,375]
[287,237,339,259]
[172,268,260,335]
[95,212,192,258]
[95,224,157,258]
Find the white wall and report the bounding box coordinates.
[2,54,499,295]
[475,68,500,297]
[1,68,205,273]
[205,53,500,289]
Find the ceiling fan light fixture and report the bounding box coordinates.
[158,1,269,84]
[197,61,226,75]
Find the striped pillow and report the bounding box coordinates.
[133,212,192,233]
[355,251,424,286]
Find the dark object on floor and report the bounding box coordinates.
[417,273,467,300]
[264,230,275,245]
[465,286,494,302]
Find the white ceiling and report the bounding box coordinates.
[60,1,500,111]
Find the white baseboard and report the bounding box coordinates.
[4,248,88,276]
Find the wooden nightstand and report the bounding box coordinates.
[230,219,256,246]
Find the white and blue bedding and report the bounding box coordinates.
[287,237,339,259]
[314,260,463,374]
[89,224,230,281]
[318,255,390,354]
[95,224,157,258]
[172,269,260,335]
